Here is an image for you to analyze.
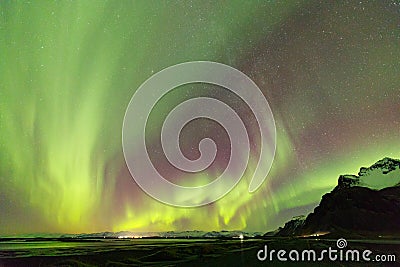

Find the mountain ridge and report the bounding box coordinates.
[0,230,263,239]
[273,157,400,237]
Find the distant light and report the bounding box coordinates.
[239,234,244,240]
[118,235,135,239]
[300,231,330,238]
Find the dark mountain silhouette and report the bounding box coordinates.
[273,157,400,237]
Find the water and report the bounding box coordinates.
[0,238,398,266]
[0,238,224,258]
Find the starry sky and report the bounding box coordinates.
[0,1,399,235]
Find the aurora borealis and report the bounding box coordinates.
[0,1,399,235]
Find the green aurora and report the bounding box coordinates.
[0,1,399,234]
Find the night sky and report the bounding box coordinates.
[0,1,399,235]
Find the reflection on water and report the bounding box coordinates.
[0,239,221,258]
[0,238,399,266]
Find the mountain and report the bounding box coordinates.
[266,215,306,237]
[274,157,400,237]
[2,230,261,239]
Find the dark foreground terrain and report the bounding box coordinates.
[0,237,399,266]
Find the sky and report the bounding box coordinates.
[0,0,399,235]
